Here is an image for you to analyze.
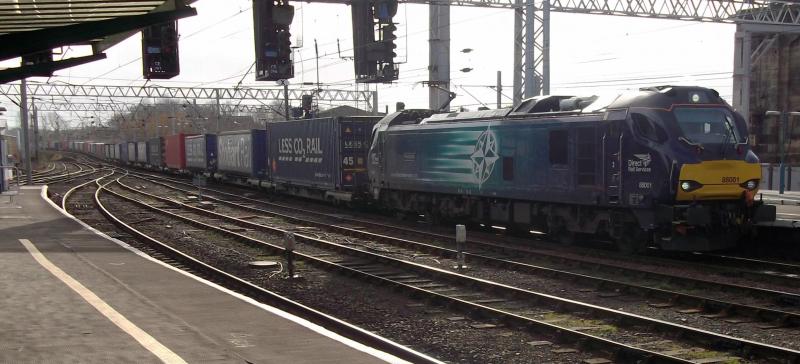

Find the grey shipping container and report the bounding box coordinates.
[127,142,137,162]
[136,141,148,163]
[217,129,267,177]
[267,116,378,192]
[147,137,163,167]
[185,134,217,171]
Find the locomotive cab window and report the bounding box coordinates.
[549,130,568,165]
[673,108,743,145]
[632,113,666,143]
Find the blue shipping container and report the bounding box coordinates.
[217,129,267,178]
[268,117,377,191]
[185,134,217,171]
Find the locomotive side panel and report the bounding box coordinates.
[379,119,602,205]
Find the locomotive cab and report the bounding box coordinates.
[619,86,776,251]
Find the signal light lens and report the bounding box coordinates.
[680,180,702,192]
[741,179,759,191]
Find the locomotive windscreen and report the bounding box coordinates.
[673,107,744,146]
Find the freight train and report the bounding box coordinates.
[65,86,776,253]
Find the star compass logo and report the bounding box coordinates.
[470,128,499,186]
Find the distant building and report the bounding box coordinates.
[748,33,800,164]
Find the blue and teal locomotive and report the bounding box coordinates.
[367,86,776,252]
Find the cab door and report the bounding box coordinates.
[603,121,624,205]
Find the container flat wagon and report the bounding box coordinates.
[119,143,129,164]
[136,141,148,164]
[216,129,267,185]
[147,137,164,168]
[267,116,379,202]
[185,134,217,173]
[127,142,137,164]
[164,133,190,171]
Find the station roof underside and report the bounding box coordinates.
[0,0,196,83]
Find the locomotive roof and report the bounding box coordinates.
[419,86,724,123]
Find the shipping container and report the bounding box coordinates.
[217,129,267,178]
[185,134,217,171]
[127,142,137,163]
[267,116,378,198]
[93,143,105,158]
[119,143,129,163]
[136,141,148,163]
[146,137,164,167]
[164,133,190,170]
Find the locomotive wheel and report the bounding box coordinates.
[555,230,576,246]
[616,226,646,255]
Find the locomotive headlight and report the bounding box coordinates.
[741,179,759,191]
[680,180,702,192]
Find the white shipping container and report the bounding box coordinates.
[136,141,147,163]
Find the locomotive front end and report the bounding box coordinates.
[648,88,776,250]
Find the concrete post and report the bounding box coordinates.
[455,224,467,270]
[429,2,450,110]
[32,103,39,161]
[496,71,502,109]
[284,231,297,278]
[20,79,32,184]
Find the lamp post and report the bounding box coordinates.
[765,110,800,194]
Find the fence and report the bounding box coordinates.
[760,164,800,191]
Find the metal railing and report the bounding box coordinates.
[761,163,799,192]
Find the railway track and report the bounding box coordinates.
[676,252,800,286]
[120,169,799,289]
[27,161,99,185]
[103,174,800,363]
[84,175,443,364]
[121,171,800,328]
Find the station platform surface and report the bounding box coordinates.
[0,187,413,364]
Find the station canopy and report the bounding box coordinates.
[0,0,197,83]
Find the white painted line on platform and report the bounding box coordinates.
[18,238,187,364]
[778,213,800,218]
[40,185,429,364]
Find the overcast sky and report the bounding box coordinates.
[0,0,735,128]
